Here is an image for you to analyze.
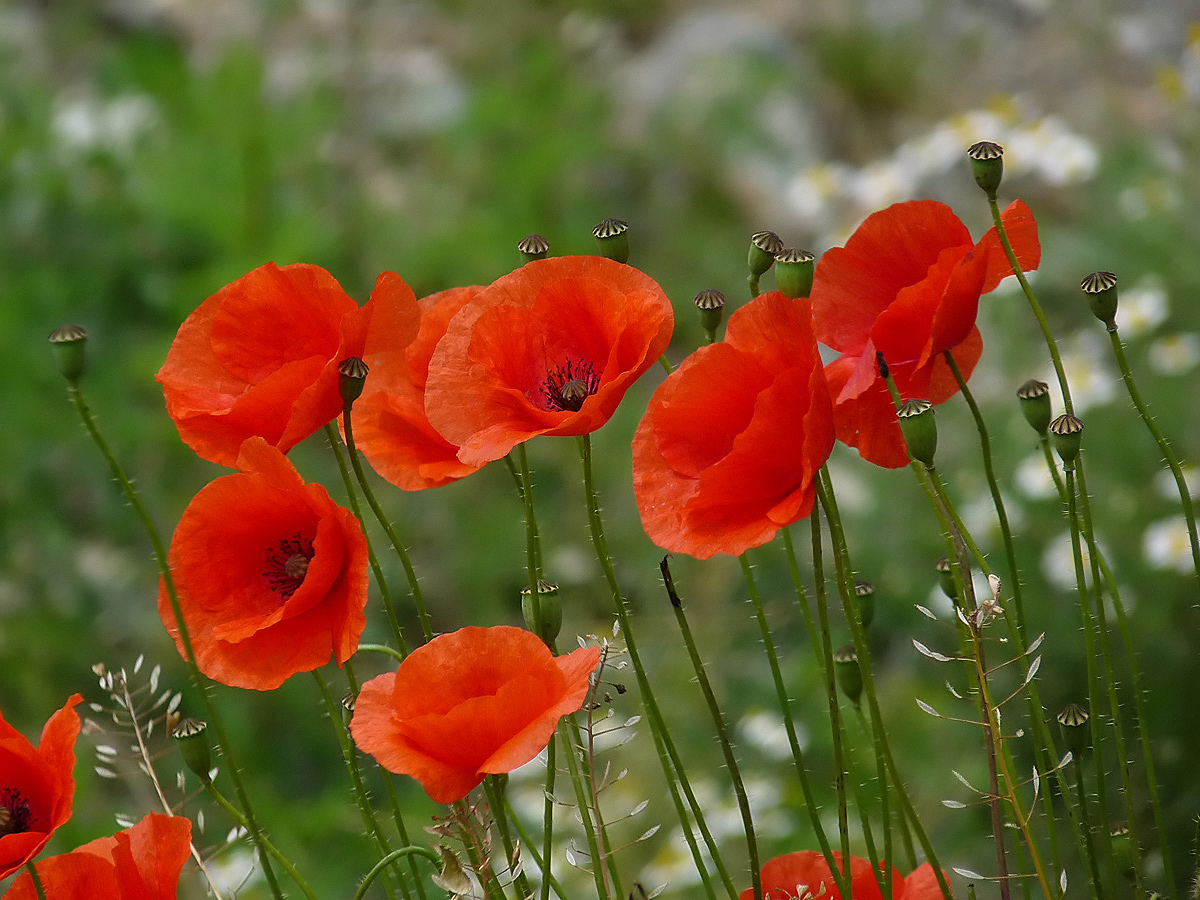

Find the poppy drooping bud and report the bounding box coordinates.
[1080,271,1119,331]
[1056,702,1090,757]
[593,218,629,264]
[1017,378,1052,436]
[833,644,863,707]
[49,324,89,385]
[521,579,563,645]
[898,398,937,467]
[774,248,816,299]
[967,141,1004,200]
[518,233,550,263]
[1050,413,1084,468]
[934,555,958,604]
[338,356,369,407]
[171,718,213,783]
[854,580,876,630]
[693,289,726,343]
[747,230,783,279]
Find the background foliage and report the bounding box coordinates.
[4,1,1200,897]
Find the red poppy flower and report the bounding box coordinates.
[350,625,602,803]
[633,292,835,559]
[0,695,82,879]
[811,199,1040,468]
[5,813,192,900]
[424,256,674,466]
[351,276,486,490]
[741,851,946,900]
[157,262,383,467]
[158,436,369,691]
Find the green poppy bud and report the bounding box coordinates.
[898,398,937,467]
[521,579,562,645]
[592,218,629,264]
[747,231,783,279]
[773,248,815,299]
[833,644,863,707]
[49,324,89,385]
[338,356,369,407]
[1110,823,1136,881]
[1050,413,1084,468]
[967,141,1004,200]
[935,555,958,604]
[171,718,213,783]
[1056,703,1090,757]
[518,233,550,263]
[1080,271,1119,331]
[693,289,726,342]
[854,580,876,630]
[1016,379,1052,436]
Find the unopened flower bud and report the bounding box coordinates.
[774,248,815,299]
[521,579,562,645]
[1080,271,1119,331]
[747,231,783,278]
[1110,823,1136,880]
[1016,379,1052,436]
[338,356,369,407]
[935,555,957,603]
[171,718,212,782]
[592,218,629,264]
[693,289,726,342]
[1056,703,1090,757]
[1050,414,1084,468]
[854,580,876,630]
[518,233,550,263]
[833,644,863,707]
[49,324,89,385]
[898,398,937,467]
[967,141,1004,200]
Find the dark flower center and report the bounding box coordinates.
[0,787,32,836]
[263,533,315,601]
[543,360,599,412]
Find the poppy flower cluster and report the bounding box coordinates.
[4,813,192,900]
[0,695,82,880]
[158,437,369,691]
[425,255,675,466]
[350,625,601,803]
[633,292,835,558]
[743,851,945,900]
[811,199,1040,468]
[157,262,382,468]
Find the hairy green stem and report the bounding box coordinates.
[352,848,442,900]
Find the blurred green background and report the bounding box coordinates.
[4,0,1200,897]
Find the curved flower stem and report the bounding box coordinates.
[484,776,535,900]
[352,847,442,900]
[204,780,318,900]
[816,469,954,900]
[313,669,404,900]
[662,558,762,900]
[943,352,1027,639]
[1106,324,1200,593]
[576,434,739,900]
[341,404,433,642]
[357,643,407,663]
[804,531,855,896]
[24,862,47,900]
[345,661,429,900]
[325,424,409,658]
[1063,467,1118,899]
[64,382,284,900]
